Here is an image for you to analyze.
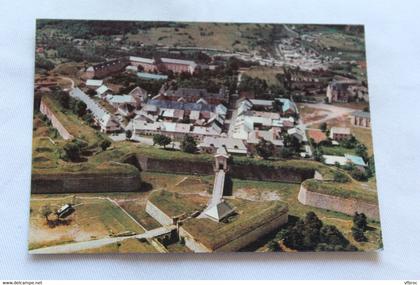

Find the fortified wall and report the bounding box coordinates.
[298,184,380,220]
[135,156,214,176]
[31,171,141,194]
[39,99,74,140]
[131,155,315,183]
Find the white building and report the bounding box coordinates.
[70,88,120,133]
[198,137,248,155]
[86,79,103,88]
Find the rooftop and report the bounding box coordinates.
[330,127,351,135]
[129,56,155,64]
[137,72,168,81]
[161,57,197,67]
[96,85,109,95]
[199,137,247,154]
[86,79,103,87]
[148,99,215,112]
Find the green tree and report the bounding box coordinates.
[313,147,324,162]
[153,134,172,149]
[341,135,358,148]
[367,155,375,177]
[283,134,301,152]
[350,168,368,181]
[352,227,368,242]
[352,212,368,242]
[256,138,274,159]
[283,212,357,252]
[320,122,328,132]
[333,171,350,183]
[275,229,289,241]
[319,225,351,248]
[180,135,197,153]
[74,100,87,117]
[355,143,368,160]
[56,91,70,109]
[63,142,80,161]
[83,112,94,126]
[280,147,293,159]
[267,240,280,252]
[100,139,111,151]
[353,212,367,231]
[35,55,55,71]
[125,129,133,141]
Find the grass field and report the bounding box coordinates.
[74,238,158,253]
[141,172,213,193]
[320,145,356,156]
[148,190,207,218]
[241,66,284,86]
[126,23,275,53]
[29,195,145,250]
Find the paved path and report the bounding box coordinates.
[59,76,75,89]
[29,225,176,254]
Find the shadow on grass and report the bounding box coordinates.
[139,182,153,192]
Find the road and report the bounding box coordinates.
[59,76,75,89]
[29,225,176,254]
[298,103,356,128]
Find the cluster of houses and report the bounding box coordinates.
[128,87,229,141]
[70,72,306,158]
[231,97,304,149]
[60,55,370,164]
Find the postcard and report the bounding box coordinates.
[30,20,381,253]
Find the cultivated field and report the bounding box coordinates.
[126,23,275,53]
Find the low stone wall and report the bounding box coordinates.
[31,172,141,194]
[179,212,288,252]
[298,184,380,220]
[39,99,74,140]
[145,200,174,226]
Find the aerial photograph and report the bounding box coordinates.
[29,20,381,254]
